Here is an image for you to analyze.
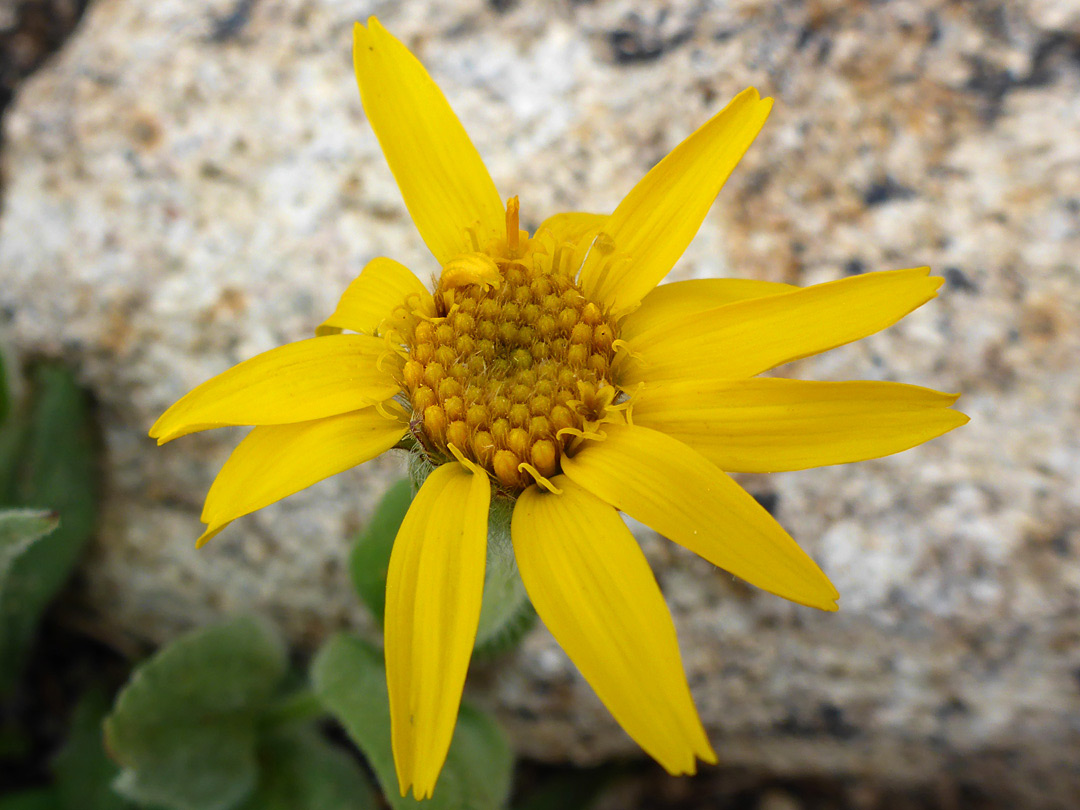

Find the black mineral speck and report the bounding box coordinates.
[863,176,916,207]
[944,266,979,293]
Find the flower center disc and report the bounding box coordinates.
[401,205,618,491]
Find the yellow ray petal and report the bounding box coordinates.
[512,478,715,774]
[618,268,942,386]
[579,88,773,313]
[316,257,433,337]
[149,335,403,444]
[561,424,838,611]
[632,378,969,473]
[619,278,796,342]
[535,212,608,246]
[385,461,490,799]
[197,404,409,546]
[354,19,504,264]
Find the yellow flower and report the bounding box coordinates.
[151,17,967,800]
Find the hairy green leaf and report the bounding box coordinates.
[311,634,513,810]
[52,688,133,810]
[349,478,411,624]
[0,366,97,691]
[238,728,379,810]
[104,617,287,810]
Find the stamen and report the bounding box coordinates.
[402,200,621,492]
[506,196,520,257]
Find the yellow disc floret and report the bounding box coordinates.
[400,198,619,491]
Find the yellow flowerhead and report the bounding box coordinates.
[151,17,967,800]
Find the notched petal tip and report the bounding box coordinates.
[195,523,227,549]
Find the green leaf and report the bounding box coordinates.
[52,688,134,810]
[349,478,412,624]
[0,789,61,810]
[311,634,513,810]
[0,508,61,690]
[237,728,379,810]
[0,401,29,505]
[0,510,60,569]
[104,617,288,810]
[0,350,10,427]
[0,365,98,692]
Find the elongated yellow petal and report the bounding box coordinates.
[562,424,838,610]
[197,404,409,547]
[385,461,490,800]
[580,88,773,313]
[512,478,715,774]
[632,378,969,473]
[316,257,432,337]
[354,19,504,264]
[535,212,607,246]
[149,335,402,444]
[619,278,796,342]
[618,268,942,386]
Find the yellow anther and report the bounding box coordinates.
[528,415,551,439]
[441,252,502,292]
[570,322,592,345]
[444,395,465,422]
[581,301,602,325]
[530,395,552,416]
[414,320,435,343]
[452,311,475,333]
[493,450,521,488]
[508,428,531,459]
[531,277,552,298]
[423,361,445,388]
[423,405,447,439]
[438,377,462,400]
[490,396,511,418]
[413,341,434,364]
[446,420,469,449]
[491,417,511,444]
[536,314,556,338]
[567,343,589,367]
[498,321,518,343]
[455,335,475,355]
[471,430,495,465]
[594,323,615,352]
[412,386,437,413]
[511,348,532,369]
[557,307,579,332]
[506,196,520,256]
[530,439,558,478]
[403,360,424,389]
[436,323,455,344]
[466,403,488,429]
[434,345,456,367]
[509,403,530,427]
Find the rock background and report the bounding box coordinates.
[2,0,1079,806]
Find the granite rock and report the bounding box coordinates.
[2,0,1079,804]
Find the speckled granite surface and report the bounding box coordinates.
[2,0,1078,803]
